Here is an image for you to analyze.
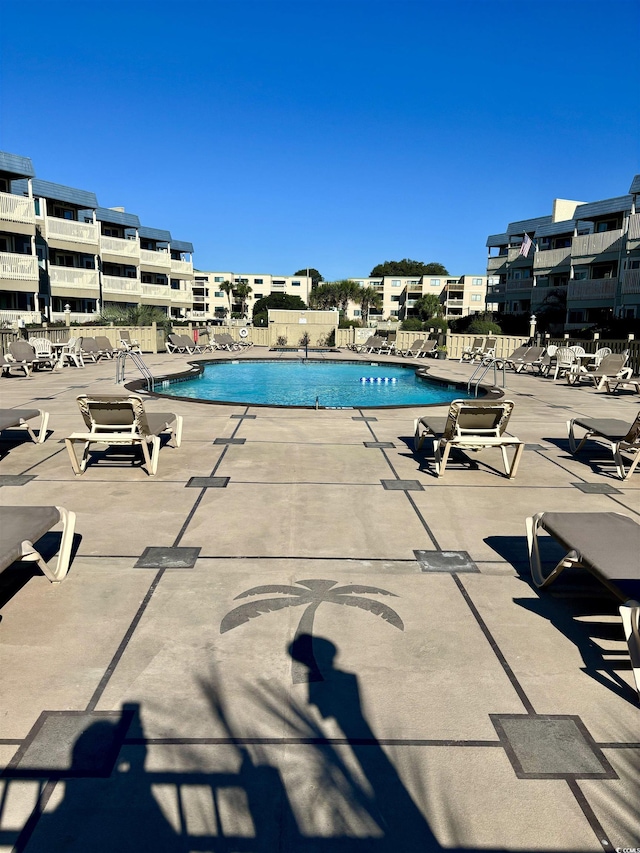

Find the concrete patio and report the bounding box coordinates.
[0,347,638,853]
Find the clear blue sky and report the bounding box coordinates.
[1,0,638,280]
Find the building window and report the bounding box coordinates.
[292,282,300,287]
[430,279,440,286]
[391,295,400,302]
[353,309,361,317]
[215,291,225,298]
[253,278,263,284]
[214,276,224,282]
[471,294,482,301]
[390,310,399,316]
[472,278,483,285]
[392,280,401,287]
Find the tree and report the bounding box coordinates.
[333,279,363,314]
[414,293,441,321]
[369,259,450,277]
[234,282,253,318]
[358,285,383,326]
[220,280,234,323]
[220,578,403,683]
[308,282,338,310]
[294,268,323,286]
[251,292,307,324]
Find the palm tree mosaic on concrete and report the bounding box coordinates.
[220,579,404,683]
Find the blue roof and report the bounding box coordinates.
[628,175,640,194]
[96,207,140,227]
[139,225,171,242]
[573,195,632,220]
[13,178,98,208]
[171,240,193,253]
[0,151,35,178]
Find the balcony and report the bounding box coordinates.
[627,214,640,246]
[0,191,35,225]
[171,285,193,304]
[141,283,170,299]
[102,276,142,297]
[505,278,534,292]
[171,259,193,275]
[567,279,617,300]
[0,252,39,282]
[49,267,100,292]
[140,249,171,270]
[533,247,571,270]
[571,229,624,259]
[45,217,99,246]
[622,269,640,294]
[100,236,140,260]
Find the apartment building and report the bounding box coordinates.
[0,150,195,324]
[343,275,491,322]
[486,176,640,329]
[191,272,313,321]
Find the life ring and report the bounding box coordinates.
[239,328,248,338]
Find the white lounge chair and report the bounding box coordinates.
[567,352,631,390]
[65,394,183,476]
[567,411,640,479]
[526,511,640,698]
[0,505,76,583]
[413,399,524,478]
[0,408,50,444]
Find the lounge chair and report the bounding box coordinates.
[6,341,40,376]
[80,337,103,362]
[567,411,640,480]
[351,335,379,353]
[65,394,183,476]
[94,336,116,359]
[400,339,427,358]
[166,333,189,354]
[459,337,484,362]
[0,408,50,444]
[0,506,76,583]
[514,346,546,373]
[537,345,558,376]
[604,376,640,395]
[213,333,242,351]
[480,337,498,361]
[567,352,631,390]
[413,399,524,477]
[178,334,203,353]
[495,345,531,372]
[415,340,437,358]
[525,511,640,698]
[119,331,141,353]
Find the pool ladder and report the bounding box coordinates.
[467,358,506,396]
[115,349,154,391]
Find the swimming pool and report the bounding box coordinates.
[156,360,470,408]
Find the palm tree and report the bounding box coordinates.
[333,279,362,315]
[220,579,404,683]
[220,280,234,325]
[358,285,383,327]
[234,282,253,318]
[308,282,339,310]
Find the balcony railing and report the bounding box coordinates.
[140,249,171,269]
[45,217,99,245]
[571,229,624,257]
[170,259,193,275]
[627,214,640,241]
[622,268,640,294]
[141,283,170,298]
[50,267,100,291]
[567,278,617,300]
[0,252,39,282]
[0,191,35,225]
[533,247,571,269]
[102,275,142,296]
[100,236,140,259]
[506,278,534,291]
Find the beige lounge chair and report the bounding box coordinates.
[94,336,116,359]
[0,408,50,444]
[166,333,189,354]
[495,345,531,372]
[119,330,141,352]
[567,411,640,480]
[413,399,524,477]
[80,337,102,362]
[459,337,484,362]
[526,511,640,698]
[65,394,183,476]
[6,341,40,376]
[0,505,76,583]
[567,352,631,390]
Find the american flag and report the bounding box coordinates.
[519,233,532,257]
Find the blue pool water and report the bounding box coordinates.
[157,360,466,408]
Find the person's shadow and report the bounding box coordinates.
[289,634,441,852]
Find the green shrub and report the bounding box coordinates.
[400,318,423,331]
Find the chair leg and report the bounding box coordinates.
[435,439,452,476]
[619,600,640,699]
[525,513,578,588]
[65,438,83,475]
[36,410,50,443]
[48,507,76,582]
[613,445,640,480]
[502,442,524,478]
[174,416,183,448]
[567,420,591,454]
